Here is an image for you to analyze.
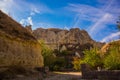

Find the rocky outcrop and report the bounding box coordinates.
[25,25,32,33]
[0,11,43,71]
[33,28,104,50]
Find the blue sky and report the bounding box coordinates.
[0,0,120,42]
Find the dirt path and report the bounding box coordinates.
[2,72,82,80]
[43,72,82,80]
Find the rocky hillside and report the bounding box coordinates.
[33,28,104,51]
[33,28,92,44]
[0,10,43,71]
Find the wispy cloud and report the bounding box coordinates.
[33,22,57,30]
[0,0,53,26]
[0,0,15,13]
[89,13,113,35]
[72,14,82,28]
[65,3,103,22]
[30,7,40,16]
[65,0,120,41]
[101,32,120,42]
[29,3,53,16]
[65,3,104,30]
[20,1,53,27]
[0,0,52,14]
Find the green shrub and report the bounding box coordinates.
[103,44,120,70]
[72,48,102,70]
[82,48,102,69]
[72,41,120,70]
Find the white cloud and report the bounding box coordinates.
[20,17,33,26]
[101,32,120,42]
[27,17,33,26]
[20,19,25,25]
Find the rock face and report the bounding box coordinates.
[33,28,104,50]
[0,11,43,70]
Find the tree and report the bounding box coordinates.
[38,40,56,69]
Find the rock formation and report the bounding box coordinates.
[0,10,43,71]
[25,25,33,33]
[33,28,104,70]
[33,28,104,51]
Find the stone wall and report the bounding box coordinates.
[81,64,120,80]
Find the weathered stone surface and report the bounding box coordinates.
[33,28,104,50]
[0,10,43,70]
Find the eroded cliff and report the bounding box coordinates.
[0,11,43,71]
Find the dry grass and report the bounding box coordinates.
[0,10,35,41]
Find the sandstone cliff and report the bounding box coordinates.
[33,28,104,51]
[0,11,43,71]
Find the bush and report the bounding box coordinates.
[103,43,120,70]
[72,48,102,70]
[82,48,102,69]
[72,41,120,70]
